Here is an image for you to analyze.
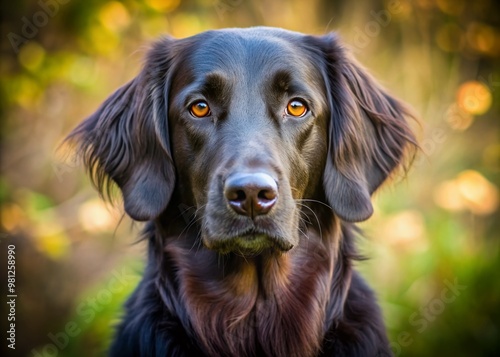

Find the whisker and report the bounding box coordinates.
[295,198,333,211]
[296,202,323,240]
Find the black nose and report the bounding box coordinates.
[224,173,278,218]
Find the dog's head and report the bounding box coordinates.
[67,27,415,255]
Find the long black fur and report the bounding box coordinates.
[67,27,416,357]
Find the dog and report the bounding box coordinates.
[67,27,416,356]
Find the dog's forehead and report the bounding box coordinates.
[184,28,318,79]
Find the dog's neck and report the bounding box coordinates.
[152,216,352,357]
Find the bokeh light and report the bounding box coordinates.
[466,22,496,54]
[18,42,46,71]
[456,80,493,116]
[382,210,428,251]
[98,1,131,32]
[433,170,499,215]
[78,199,119,233]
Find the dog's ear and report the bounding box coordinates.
[316,33,417,222]
[66,37,177,221]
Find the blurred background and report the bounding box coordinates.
[0,0,499,356]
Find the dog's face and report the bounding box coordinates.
[68,27,415,255]
[168,29,329,253]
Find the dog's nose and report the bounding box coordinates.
[224,173,278,218]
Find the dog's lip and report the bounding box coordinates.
[204,229,293,254]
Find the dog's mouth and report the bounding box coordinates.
[201,171,299,255]
[203,229,293,255]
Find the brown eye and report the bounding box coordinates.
[286,99,307,117]
[190,101,210,117]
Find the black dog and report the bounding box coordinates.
[68,27,416,356]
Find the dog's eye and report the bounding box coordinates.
[286,99,308,117]
[190,101,211,118]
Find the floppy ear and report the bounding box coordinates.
[66,37,177,221]
[317,33,417,222]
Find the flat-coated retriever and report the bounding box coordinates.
[67,27,416,357]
